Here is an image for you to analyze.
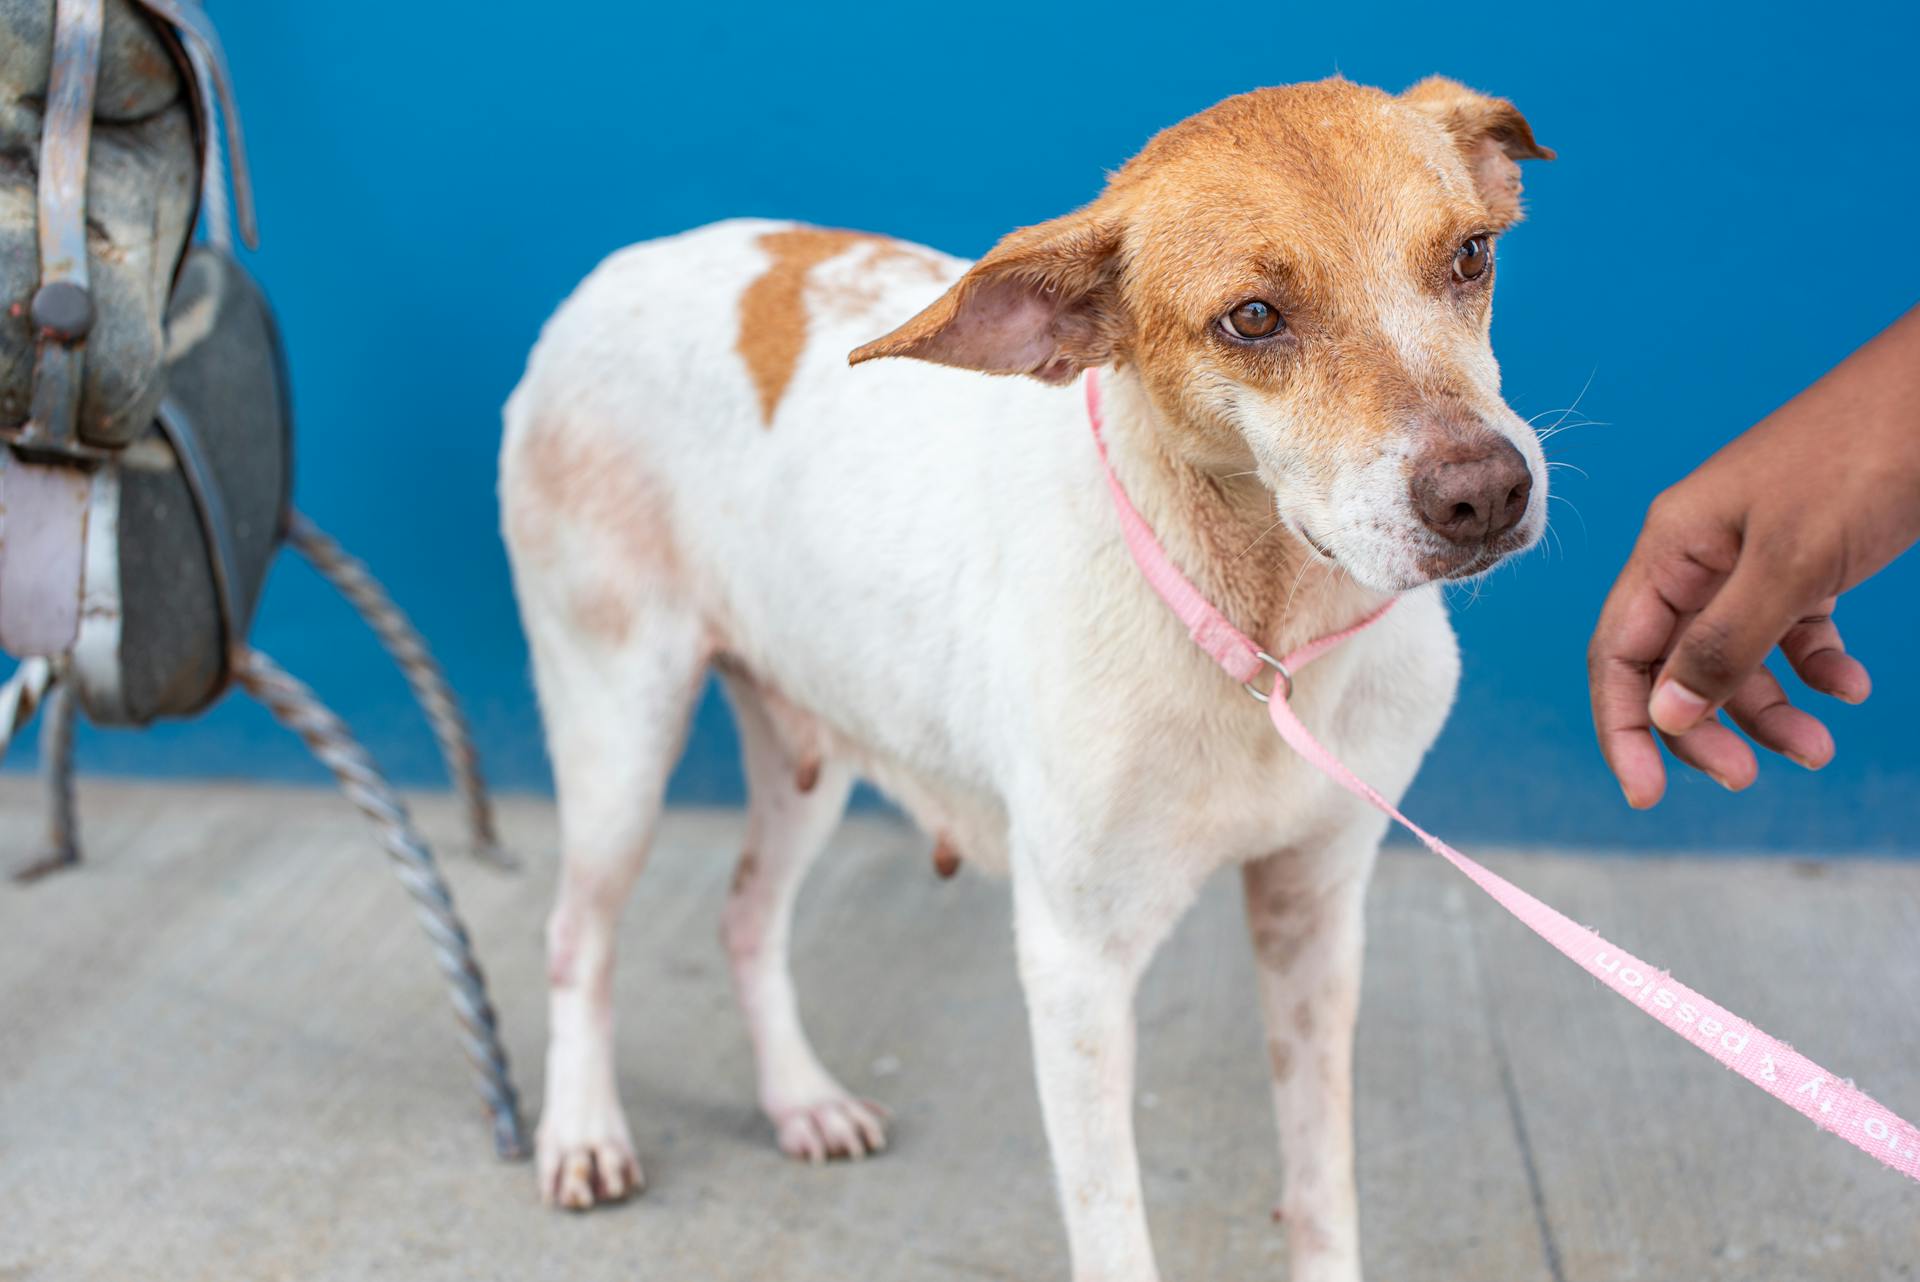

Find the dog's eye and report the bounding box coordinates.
[1453,236,1491,282]
[1224,300,1283,340]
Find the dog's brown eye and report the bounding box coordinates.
[1453,236,1491,282]
[1225,300,1282,339]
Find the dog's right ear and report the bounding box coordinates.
[1399,77,1554,229]
[849,208,1125,384]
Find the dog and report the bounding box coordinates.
[500,74,1551,1282]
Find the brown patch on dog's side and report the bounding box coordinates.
[504,413,678,645]
[794,756,822,794]
[1267,1037,1294,1083]
[932,835,961,880]
[738,227,943,426]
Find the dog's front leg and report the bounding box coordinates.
[1240,833,1382,1282]
[1012,838,1197,1282]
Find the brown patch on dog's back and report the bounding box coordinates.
[739,228,866,426]
[735,228,918,425]
[740,226,950,425]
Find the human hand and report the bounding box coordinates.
[1588,305,1920,807]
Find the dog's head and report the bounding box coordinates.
[851,76,1553,592]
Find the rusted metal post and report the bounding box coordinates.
[285,511,513,869]
[2,658,81,884]
[13,678,80,883]
[233,647,528,1159]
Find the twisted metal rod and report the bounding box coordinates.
[233,647,528,1160]
[285,511,513,869]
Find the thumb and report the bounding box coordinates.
[1649,556,1813,735]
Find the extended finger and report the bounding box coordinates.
[1600,702,1669,808]
[1589,563,1682,807]
[1659,714,1759,793]
[1778,604,1872,704]
[1721,665,1834,770]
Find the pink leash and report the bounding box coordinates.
[1085,370,1920,1184]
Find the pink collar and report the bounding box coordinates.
[1084,368,1920,1185]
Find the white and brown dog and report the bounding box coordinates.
[501,75,1552,1282]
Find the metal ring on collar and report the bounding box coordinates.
[1243,650,1294,704]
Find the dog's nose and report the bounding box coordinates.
[1409,439,1532,545]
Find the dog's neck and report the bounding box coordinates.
[1092,366,1387,654]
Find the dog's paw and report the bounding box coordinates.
[771,1095,890,1164]
[537,1124,644,1210]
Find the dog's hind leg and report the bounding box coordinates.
[718,671,887,1163]
[527,602,708,1210]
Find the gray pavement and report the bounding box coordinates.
[2,777,1916,1280]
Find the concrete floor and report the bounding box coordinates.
[1,777,1916,1281]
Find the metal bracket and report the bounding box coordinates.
[11,0,104,461]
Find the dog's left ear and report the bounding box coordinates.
[849,207,1125,384]
[1400,77,1554,228]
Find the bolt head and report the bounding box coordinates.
[30,281,93,340]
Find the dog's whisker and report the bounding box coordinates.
[1527,411,1603,430]
[1282,553,1317,618]
[1230,517,1287,563]
[1540,367,1599,440]
[1535,418,1608,442]
[1546,492,1589,540]
[1279,517,1367,617]
[1525,406,1584,425]
[1541,517,1565,562]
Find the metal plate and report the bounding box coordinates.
[0,454,90,655]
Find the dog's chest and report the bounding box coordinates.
[791,584,1461,880]
[1071,592,1459,873]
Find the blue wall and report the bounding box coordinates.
[39,1,1920,851]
